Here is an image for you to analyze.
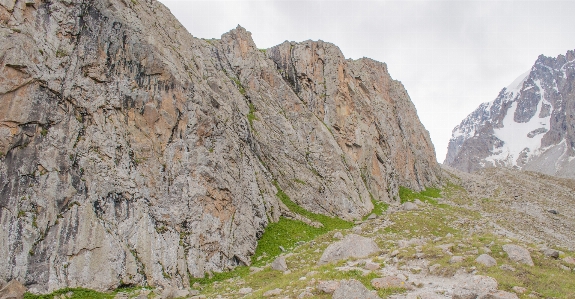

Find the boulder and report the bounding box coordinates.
[563,256,575,265]
[318,234,379,265]
[453,275,498,299]
[371,276,405,289]
[364,261,380,271]
[502,244,534,266]
[263,288,283,297]
[0,280,26,299]
[271,256,288,272]
[450,256,465,263]
[476,254,497,267]
[542,249,559,259]
[238,287,252,295]
[402,202,418,211]
[317,280,340,294]
[332,279,381,299]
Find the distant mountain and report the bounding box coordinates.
[445,50,575,178]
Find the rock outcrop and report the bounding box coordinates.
[445,50,575,178]
[0,0,440,293]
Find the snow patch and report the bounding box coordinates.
[505,70,531,96]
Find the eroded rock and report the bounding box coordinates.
[318,234,379,264]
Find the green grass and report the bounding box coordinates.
[399,186,441,204]
[363,194,388,220]
[247,102,258,132]
[24,288,113,299]
[232,77,246,96]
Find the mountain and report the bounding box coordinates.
[444,50,575,178]
[0,0,440,293]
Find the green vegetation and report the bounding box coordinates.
[363,193,388,220]
[24,288,113,299]
[259,48,267,54]
[40,128,48,136]
[55,49,67,58]
[247,102,258,131]
[232,77,246,96]
[293,178,306,185]
[398,186,442,205]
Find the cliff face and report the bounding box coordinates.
[445,50,575,178]
[0,0,440,293]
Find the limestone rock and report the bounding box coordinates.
[0,280,26,299]
[317,280,340,294]
[271,256,288,272]
[318,234,379,264]
[502,245,534,266]
[371,276,405,289]
[332,279,381,299]
[476,254,497,267]
[0,0,440,293]
[453,275,498,299]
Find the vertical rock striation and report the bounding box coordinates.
[445,50,575,178]
[0,0,440,293]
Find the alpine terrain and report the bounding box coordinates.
[444,50,575,178]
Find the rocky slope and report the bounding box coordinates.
[0,0,440,293]
[444,50,575,177]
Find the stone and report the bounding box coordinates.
[297,291,313,298]
[249,266,263,273]
[0,280,26,299]
[450,256,465,263]
[453,275,498,299]
[318,234,379,264]
[500,264,516,272]
[502,244,534,266]
[333,232,344,239]
[317,280,340,294]
[371,276,405,289]
[263,288,283,297]
[429,264,441,273]
[402,202,418,211]
[364,261,380,271]
[477,290,520,299]
[367,213,377,220]
[563,256,575,265]
[511,286,527,294]
[271,256,288,272]
[476,254,497,267]
[542,249,559,259]
[332,279,381,299]
[238,288,252,295]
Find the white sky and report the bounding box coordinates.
[158,0,575,162]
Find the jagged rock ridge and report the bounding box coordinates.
[445,50,575,178]
[0,0,440,293]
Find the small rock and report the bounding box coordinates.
[0,280,27,299]
[279,246,286,252]
[414,199,423,205]
[396,273,407,281]
[563,256,575,265]
[333,232,343,239]
[317,280,340,294]
[371,276,406,289]
[352,226,362,234]
[364,261,380,271]
[547,209,558,214]
[297,291,313,298]
[367,213,377,220]
[559,265,570,271]
[446,233,453,238]
[480,290,520,299]
[318,234,379,265]
[512,286,527,294]
[542,249,559,259]
[249,266,263,273]
[390,250,399,257]
[500,264,516,272]
[173,289,190,298]
[333,279,381,299]
[192,282,201,289]
[263,288,283,297]
[476,254,497,267]
[238,287,252,295]
[502,244,534,266]
[402,202,418,211]
[272,256,288,272]
[450,256,465,263]
[429,264,441,273]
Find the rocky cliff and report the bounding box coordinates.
[0,0,440,293]
[445,50,575,178]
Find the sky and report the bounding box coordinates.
[158,0,575,162]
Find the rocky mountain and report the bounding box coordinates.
[0,0,440,293]
[445,50,575,177]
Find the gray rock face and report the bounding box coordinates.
[0,0,439,293]
[318,234,379,264]
[332,279,381,299]
[445,50,575,178]
[502,245,534,266]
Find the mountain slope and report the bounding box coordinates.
[0,0,440,293]
[445,50,575,177]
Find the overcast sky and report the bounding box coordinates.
[158,0,575,162]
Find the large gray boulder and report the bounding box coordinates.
[475,254,497,267]
[332,279,380,299]
[502,245,534,266]
[318,234,379,265]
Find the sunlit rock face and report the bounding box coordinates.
[0,0,439,293]
[445,50,575,178]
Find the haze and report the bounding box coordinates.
[158,0,575,162]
